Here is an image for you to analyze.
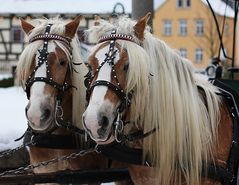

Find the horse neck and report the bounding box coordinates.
[124,110,143,149]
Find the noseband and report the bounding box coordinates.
[25,24,78,133]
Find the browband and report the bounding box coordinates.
[98,32,136,44]
[29,34,71,46]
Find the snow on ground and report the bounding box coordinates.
[0,86,28,151]
[0,73,12,80]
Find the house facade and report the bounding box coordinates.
[0,0,130,74]
[153,0,237,70]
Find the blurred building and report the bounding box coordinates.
[0,0,130,74]
[153,0,237,70]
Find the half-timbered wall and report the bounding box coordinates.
[0,13,127,74]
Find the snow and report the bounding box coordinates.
[0,74,12,80]
[201,0,235,18]
[0,86,28,151]
[0,0,166,14]
[0,0,132,14]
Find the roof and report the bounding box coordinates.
[155,0,235,18]
[0,0,131,14]
[201,0,235,18]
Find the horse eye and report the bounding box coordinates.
[59,60,66,66]
[123,63,129,71]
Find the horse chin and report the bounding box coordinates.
[94,135,115,145]
[28,118,55,133]
[86,130,115,145]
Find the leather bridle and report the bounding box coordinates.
[85,29,133,114]
[25,24,80,133]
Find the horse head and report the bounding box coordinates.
[17,16,83,133]
[83,13,151,144]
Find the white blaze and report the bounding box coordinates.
[27,43,55,127]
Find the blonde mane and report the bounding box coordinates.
[16,17,87,128]
[88,17,221,185]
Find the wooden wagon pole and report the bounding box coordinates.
[0,168,131,184]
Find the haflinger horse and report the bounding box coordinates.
[16,16,108,184]
[83,13,236,185]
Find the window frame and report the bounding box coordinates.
[179,48,187,58]
[195,19,204,36]
[177,0,183,8]
[179,19,187,36]
[195,48,203,63]
[186,0,191,7]
[163,20,172,36]
[10,26,24,43]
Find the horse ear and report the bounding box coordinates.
[133,12,151,41]
[65,15,83,39]
[94,15,101,26]
[20,18,35,35]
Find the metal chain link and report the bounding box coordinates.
[0,145,98,177]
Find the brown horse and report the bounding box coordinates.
[83,13,236,185]
[16,16,108,185]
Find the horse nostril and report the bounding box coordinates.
[101,116,109,129]
[41,108,51,121]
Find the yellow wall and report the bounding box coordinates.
[153,0,236,69]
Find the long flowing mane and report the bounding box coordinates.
[88,17,221,185]
[16,17,87,128]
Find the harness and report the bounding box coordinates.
[210,79,239,185]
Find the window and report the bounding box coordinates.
[179,48,187,58]
[196,19,204,36]
[11,26,24,43]
[177,0,183,7]
[177,0,191,8]
[195,48,203,63]
[163,20,172,36]
[179,20,187,36]
[186,0,191,7]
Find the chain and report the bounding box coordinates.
[0,145,98,177]
[0,145,25,158]
[0,141,34,158]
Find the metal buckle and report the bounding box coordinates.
[30,135,36,146]
[55,100,64,127]
[114,111,124,143]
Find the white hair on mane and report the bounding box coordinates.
[16,17,87,128]
[87,16,221,185]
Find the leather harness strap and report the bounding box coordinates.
[24,129,93,150]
